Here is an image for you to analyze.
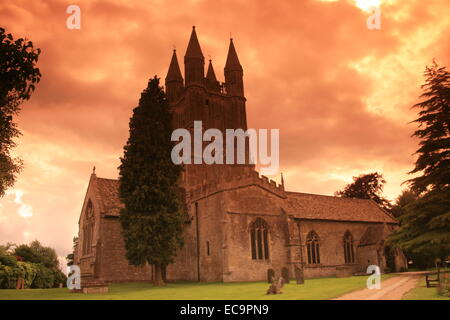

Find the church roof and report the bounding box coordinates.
[358,224,390,246]
[284,192,397,224]
[90,176,396,224]
[95,177,123,217]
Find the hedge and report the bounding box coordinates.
[0,261,66,289]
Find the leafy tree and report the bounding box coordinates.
[0,247,17,267]
[388,61,450,259]
[0,27,41,197]
[390,189,419,218]
[66,237,78,266]
[118,76,184,286]
[1,241,66,289]
[335,172,391,211]
[388,188,450,257]
[14,240,59,269]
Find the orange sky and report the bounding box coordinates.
[0,0,449,264]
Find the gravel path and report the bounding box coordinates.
[333,272,425,300]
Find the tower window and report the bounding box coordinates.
[250,218,269,260]
[206,241,210,256]
[306,231,320,264]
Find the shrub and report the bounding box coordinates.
[0,262,38,289]
[0,252,17,267]
[0,265,17,289]
[31,264,55,289]
[53,269,67,288]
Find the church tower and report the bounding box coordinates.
[165,26,249,187]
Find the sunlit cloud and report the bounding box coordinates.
[7,189,34,218]
[354,0,381,12]
[0,0,448,261]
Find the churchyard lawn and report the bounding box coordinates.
[403,276,450,300]
[0,274,394,300]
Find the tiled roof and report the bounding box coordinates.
[284,192,397,223]
[95,178,123,216]
[358,224,390,246]
[94,177,190,221]
[92,177,397,224]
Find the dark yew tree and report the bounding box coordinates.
[335,172,391,211]
[388,61,450,258]
[408,60,450,193]
[118,76,184,286]
[0,28,41,196]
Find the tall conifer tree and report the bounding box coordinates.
[118,76,184,286]
[388,61,450,257]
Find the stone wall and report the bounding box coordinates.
[221,185,288,282]
[97,217,152,282]
[298,220,386,277]
[165,216,198,281]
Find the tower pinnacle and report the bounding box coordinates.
[206,59,217,82]
[166,49,183,82]
[184,26,205,85]
[166,49,184,102]
[224,38,244,97]
[225,38,243,72]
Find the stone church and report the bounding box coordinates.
[74,27,407,283]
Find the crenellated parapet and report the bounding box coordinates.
[186,166,285,202]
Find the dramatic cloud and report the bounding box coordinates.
[0,0,449,260]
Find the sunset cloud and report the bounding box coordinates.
[0,0,449,261]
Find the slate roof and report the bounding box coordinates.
[284,192,397,224]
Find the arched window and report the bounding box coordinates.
[250,218,269,260]
[83,200,95,255]
[306,231,320,264]
[343,231,355,264]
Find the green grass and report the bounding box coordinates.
[403,277,450,300]
[0,274,393,300]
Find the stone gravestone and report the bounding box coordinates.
[267,269,275,283]
[295,267,305,284]
[266,276,285,295]
[281,267,290,284]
